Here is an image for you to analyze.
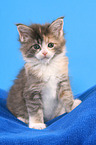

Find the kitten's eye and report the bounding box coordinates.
[48,43,54,48]
[33,44,40,50]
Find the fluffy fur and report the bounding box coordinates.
[7,17,81,129]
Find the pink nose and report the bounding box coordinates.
[42,52,47,56]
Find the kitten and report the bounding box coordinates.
[7,17,81,130]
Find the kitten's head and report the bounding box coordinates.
[16,17,66,64]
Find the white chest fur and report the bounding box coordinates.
[25,53,68,121]
[40,55,68,121]
[42,75,58,121]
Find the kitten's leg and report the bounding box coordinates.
[24,93,46,130]
[58,77,81,113]
[29,109,46,129]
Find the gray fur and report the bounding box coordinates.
[7,17,81,129]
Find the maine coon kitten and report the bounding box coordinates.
[7,17,81,130]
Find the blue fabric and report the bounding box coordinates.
[0,86,96,145]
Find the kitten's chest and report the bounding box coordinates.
[42,75,59,121]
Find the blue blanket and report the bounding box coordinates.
[0,86,96,145]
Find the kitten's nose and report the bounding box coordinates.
[42,52,48,56]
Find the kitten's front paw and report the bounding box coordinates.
[29,123,46,130]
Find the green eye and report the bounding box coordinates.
[48,43,54,48]
[33,44,40,49]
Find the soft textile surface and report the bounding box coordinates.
[0,86,96,145]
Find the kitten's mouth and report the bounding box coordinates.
[40,55,54,64]
[36,56,51,64]
[39,55,50,60]
[41,56,49,60]
[35,54,55,64]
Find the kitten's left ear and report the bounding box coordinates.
[49,17,64,37]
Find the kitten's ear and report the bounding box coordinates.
[16,24,32,42]
[49,17,64,37]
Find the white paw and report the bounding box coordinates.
[71,99,82,110]
[29,123,46,130]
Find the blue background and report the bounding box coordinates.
[0,0,96,95]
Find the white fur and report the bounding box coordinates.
[28,109,46,129]
[25,51,67,79]
[42,76,58,121]
[29,116,46,129]
[41,53,67,121]
[34,52,67,81]
[17,117,28,124]
[71,99,82,110]
[29,123,46,129]
[35,41,55,61]
[17,117,25,122]
[25,51,68,121]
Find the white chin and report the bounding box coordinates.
[40,58,50,63]
[37,57,51,64]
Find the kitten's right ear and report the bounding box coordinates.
[16,24,32,42]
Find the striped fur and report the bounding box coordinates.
[7,17,81,129]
